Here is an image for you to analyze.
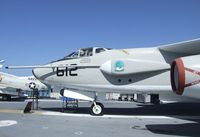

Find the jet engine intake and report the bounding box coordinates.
[170,55,200,98]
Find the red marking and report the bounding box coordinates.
[185,80,200,87]
[170,58,185,95]
[184,67,200,88]
[185,67,200,76]
[171,59,200,95]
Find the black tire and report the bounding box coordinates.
[90,102,104,116]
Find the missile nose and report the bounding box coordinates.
[60,89,64,96]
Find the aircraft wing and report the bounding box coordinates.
[6,65,99,69]
[0,86,7,89]
[0,87,19,96]
[159,38,200,55]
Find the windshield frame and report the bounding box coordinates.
[51,47,110,63]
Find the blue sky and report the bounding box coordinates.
[0,0,200,76]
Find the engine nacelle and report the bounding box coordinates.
[100,59,170,75]
[170,55,200,98]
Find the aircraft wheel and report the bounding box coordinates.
[91,102,104,116]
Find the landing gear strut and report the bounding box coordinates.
[90,102,104,116]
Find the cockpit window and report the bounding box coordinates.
[71,51,78,58]
[52,47,110,63]
[65,52,75,58]
[96,48,105,54]
[64,51,78,59]
[79,48,93,57]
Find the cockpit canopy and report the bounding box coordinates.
[64,47,111,59]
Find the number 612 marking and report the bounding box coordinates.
[56,67,78,77]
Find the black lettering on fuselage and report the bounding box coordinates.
[56,68,65,76]
[56,64,78,77]
[70,67,78,76]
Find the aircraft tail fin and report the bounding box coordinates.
[0,60,5,68]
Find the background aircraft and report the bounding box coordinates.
[7,38,200,115]
[0,60,48,101]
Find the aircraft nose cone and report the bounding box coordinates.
[32,68,42,80]
[32,66,52,81]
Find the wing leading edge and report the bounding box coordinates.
[159,38,200,55]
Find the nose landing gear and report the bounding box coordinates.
[91,102,104,116]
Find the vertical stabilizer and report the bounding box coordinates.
[0,60,5,68]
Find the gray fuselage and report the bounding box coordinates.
[33,47,173,95]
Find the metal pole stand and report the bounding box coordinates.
[35,89,39,110]
[32,88,39,110]
[32,89,34,110]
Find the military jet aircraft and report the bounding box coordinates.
[0,60,48,101]
[7,38,200,115]
[0,73,49,101]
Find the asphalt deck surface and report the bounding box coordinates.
[0,99,200,137]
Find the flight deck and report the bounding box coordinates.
[0,99,200,137]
